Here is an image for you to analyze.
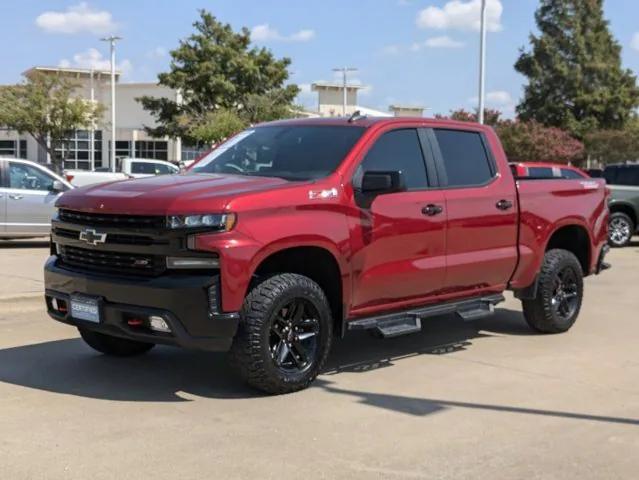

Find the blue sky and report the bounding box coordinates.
[2,1,639,117]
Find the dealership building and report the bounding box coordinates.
[0,66,424,170]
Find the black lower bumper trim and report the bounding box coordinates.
[44,256,239,352]
[596,244,611,274]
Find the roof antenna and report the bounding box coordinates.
[348,110,366,123]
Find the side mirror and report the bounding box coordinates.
[361,170,405,195]
[51,180,66,193]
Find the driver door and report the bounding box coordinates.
[348,128,447,314]
[5,160,62,236]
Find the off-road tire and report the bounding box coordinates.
[522,249,583,334]
[78,328,155,356]
[608,212,634,248]
[229,273,333,395]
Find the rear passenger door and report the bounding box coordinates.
[429,128,518,295]
[349,128,447,312]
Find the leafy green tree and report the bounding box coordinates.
[585,121,639,164]
[515,0,639,138]
[0,72,103,172]
[139,10,300,144]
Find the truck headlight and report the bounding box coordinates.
[166,213,236,231]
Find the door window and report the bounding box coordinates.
[8,162,55,191]
[434,129,494,187]
[360,129,428,189]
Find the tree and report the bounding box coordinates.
[0,73,103,172]
[584,123,639,164]
[139,10,300,144]
[515,0,639,138]
[498,120,585,164]
[435,108,504,127]
[435,108,584,163]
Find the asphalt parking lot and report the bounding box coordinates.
[0,243,638,479]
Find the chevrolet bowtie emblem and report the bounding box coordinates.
[79,228,107,246]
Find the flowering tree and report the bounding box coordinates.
[435,109,584,164]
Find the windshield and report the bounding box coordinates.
[190,125,365,181]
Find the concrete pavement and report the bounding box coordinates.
[0,238,49,302]
[0,246,638,479]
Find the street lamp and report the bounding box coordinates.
[100,35,122,172]
[332,67,358,116]
[478,0,487,124]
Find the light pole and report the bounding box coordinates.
[89,68,95,170]
[332,67,358,115]
[478,0,487,124]
[100,35,122,172]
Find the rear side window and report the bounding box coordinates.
[560,169,583,179]
[361,129,428,189]
[434,129,493,187]
[528,167,555,178]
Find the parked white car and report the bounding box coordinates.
[65,158,179,187]
[0,158,73,239]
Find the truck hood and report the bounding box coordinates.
[56,173,291,214]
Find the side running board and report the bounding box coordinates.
[347,294,505,339]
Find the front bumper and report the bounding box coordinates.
[44,256,239,351]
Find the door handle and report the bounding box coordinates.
[9,194,24,200]
[422,204,443,216]
[496,199,513,210]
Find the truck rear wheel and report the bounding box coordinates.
[608,212,634,247]
[78,328,155,356]
[229,273,333,395]
[522,249,583,334]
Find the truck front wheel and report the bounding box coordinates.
[230,273,333,394]
[78,328,155,356]
[522,249,583,334]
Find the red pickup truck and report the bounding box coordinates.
[45,117,610,394]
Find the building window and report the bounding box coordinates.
[135,141,168,161]
[115,141,131,158]
[181,142,210,162]
[59,130,102,170]
[0,140,27,159]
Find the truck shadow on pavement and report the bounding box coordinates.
[0,239,49,249]
[0,307,637,426]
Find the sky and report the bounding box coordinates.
[2,0,639,118]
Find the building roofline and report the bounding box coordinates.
[311,82,366,91]
[22,66,122,79]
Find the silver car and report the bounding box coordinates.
[0,158,73,239]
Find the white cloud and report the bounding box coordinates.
[412,35,465,50]
[417,0,503,32]
[631,32,639,52]
[59,48,132,74]
[36,2,116,34]
[251,24,315,42]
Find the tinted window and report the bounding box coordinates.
[434,129,493,187]
[560,169,583,179]
[131,162,157,174]
[606,166,639,186]
[8,162,55,191]
[360,129,428,189]
[192,126,365,181]
[528,167,555,178]
[154,163,177,175]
